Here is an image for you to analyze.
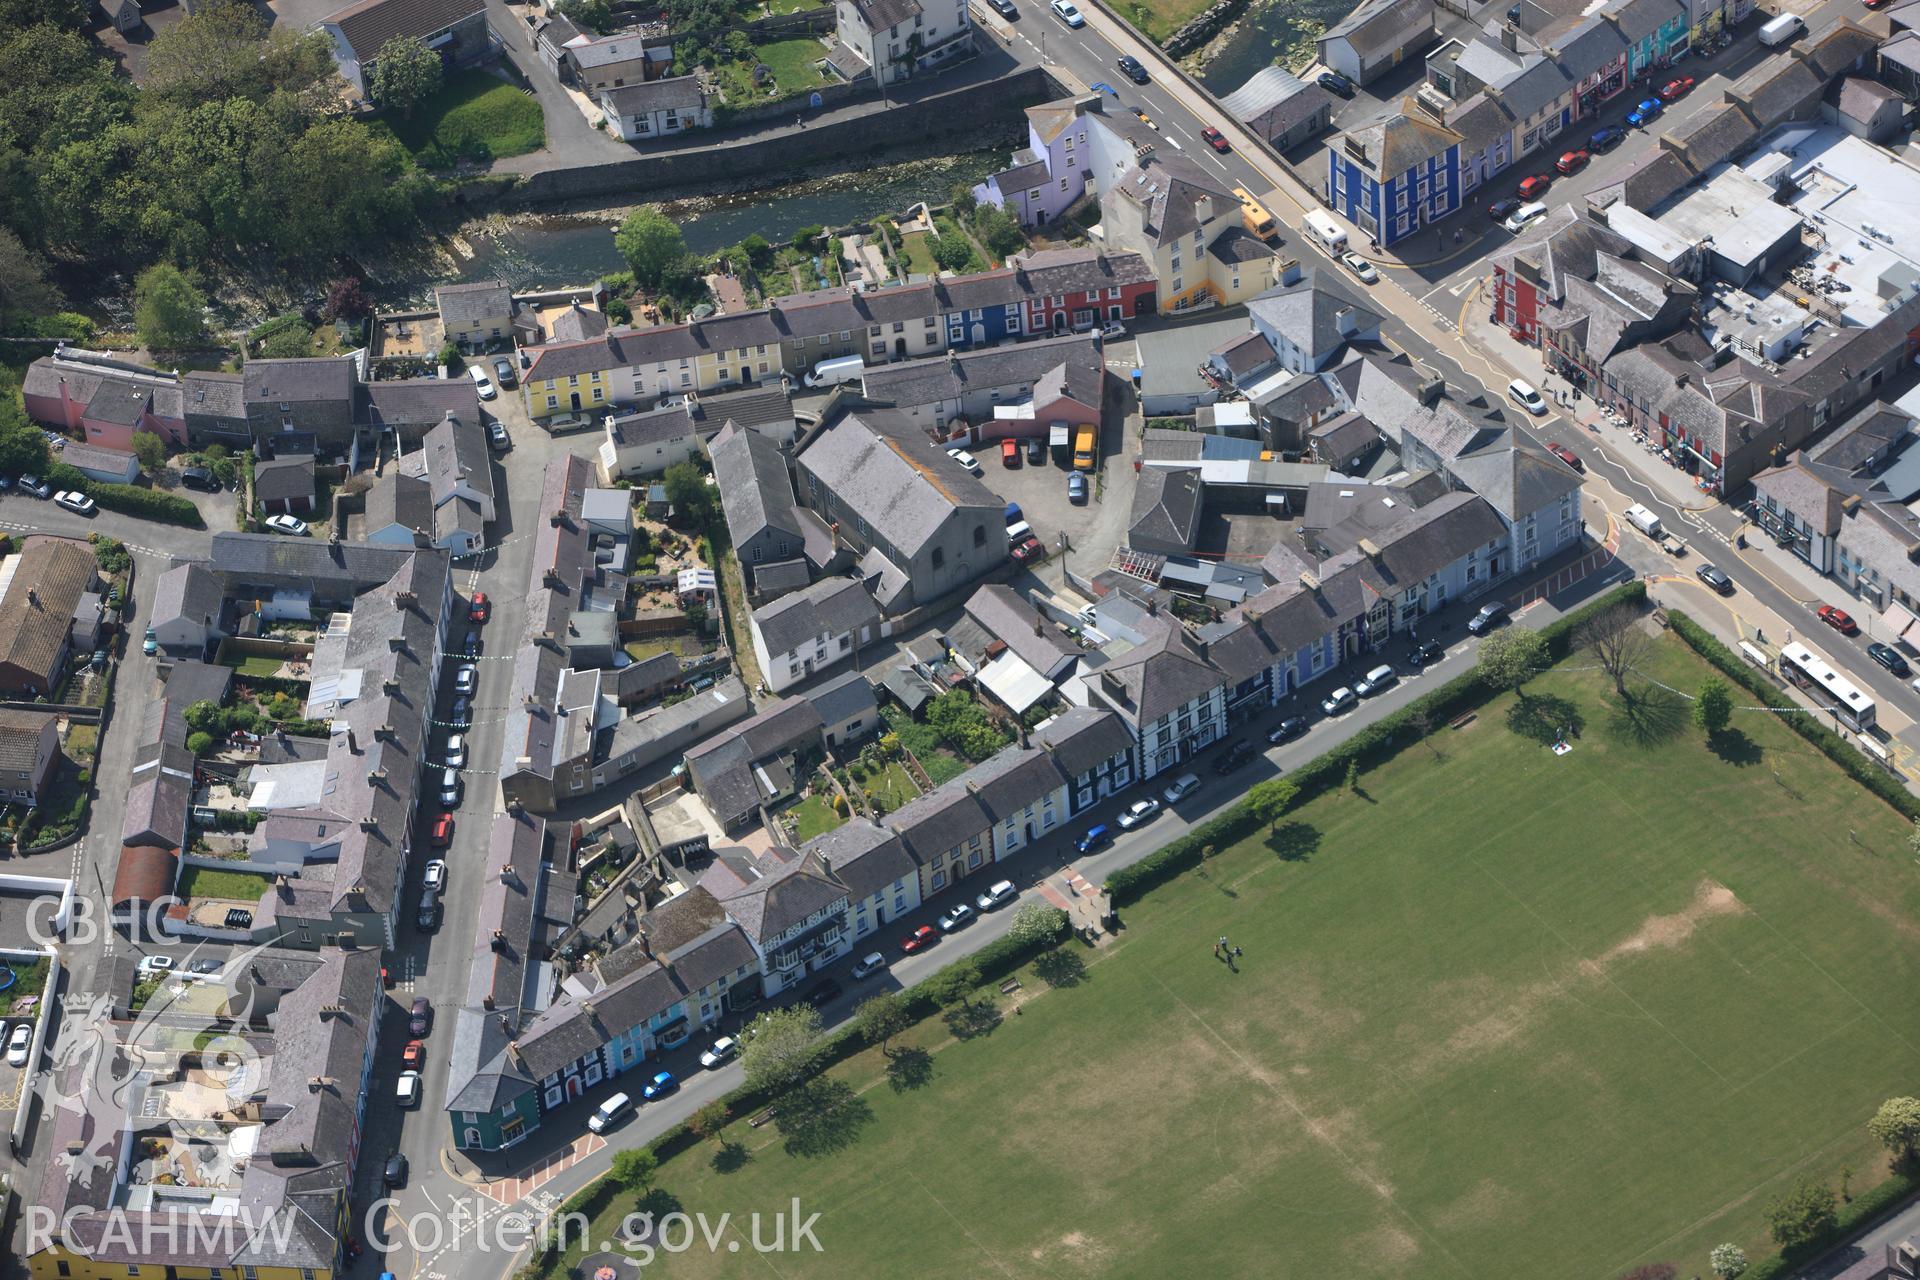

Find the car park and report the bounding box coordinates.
[851,952,887,979]
[396,1071,421,1108]
[402,1039,425,1069]
[937,903,975,932]
[469,593,490,623]
[1267,715,1308,744]
[1869,641,1911,676]
[1212,739,1255,774]
[264,513,308,536]
[1627,97,1663,127]
[384,1154,408,1187]
[1340,252,1379,284]
[431,814,454,846]
[492,357,516,387]
[1074,823,1110,853]
[1117,54,1148,83]
[804,978,842,1008]
[1067,472,1088,503]
[1467,601,1509,634]
[1548,443,1583,471]
[900,924,938,953]
[1503,202,1548,233]
[1354,664,1397,697]
[699,1037,739,1068]
[1200,126,1230,153]
[1589,124,1626,150]
[976,880,1016,910]
[1320,686,1356,716]
[469,367,497,400]
[1049,0,1083,24]
[489,420,511,451]
[1408,639,1445,668]
[1516,173,1551,199]
[5,1023,28,1068]
[1554,149,1589,175]
[1818,604,1860,635]
[1317,70,1354,97]
[642,1070,678,1101]
[1162,772,1201,803]
[1487,198,1521,221]
[1117,798,1160,829]
[444,734,466,768]
[1694,563,1734,596]
[422,859,447,891]
[1659,75,1694,101]
[53,490,95,515]
[409,997,432,1035]
[1507,380,1548,415]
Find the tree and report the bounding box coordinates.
[616,208,689,291]
[184,700,223,734]
[1763,1176,1837,1248]
[259,322,313,359]
[854,992,909,1056]
[0,421,50,481]
[1247,777,1298,832]
[922,960,981,1010]
[1475,626,1548,700]
[609,1147,657,1192]
[145,0,271,101]
[687,1100,730,1143]
[130,432,167,474]
[932,233,972,272]
[1577,602,1650,696]
[0,0,90,28]
[662,461,715,528]
[1006,901,1064,950]
[556,0,616,32]
[0,228,61,333]
[1694,677,1733,738]
[1870,1096,1920,1165]
[321,277,371,323]
[367,36,443,118]
[739,1005,823,1095]
[604,297,632,325]
[186,731,214,757]
[134,264,207,351]
[973,204,1026,259]
[1709,1243,1747,1280]
[1343,758,1359,795]
[739,233,773,268]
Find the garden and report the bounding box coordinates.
[702,37,834,109]
[378,68,546,167]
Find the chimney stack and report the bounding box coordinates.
[1279,258,1303,287]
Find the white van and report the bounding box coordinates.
[396,1071,421,1108]
[1759,13,1803,45]
[1303,210,1348,253]
[587,1091,633,1134]
[1006,519,1034,544]
[1624,503,1663,538]
[802,354,865,388]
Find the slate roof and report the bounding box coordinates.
[603,75,705,114]
[962,583,1080,679]
[1109,151,1240,247]
[803,818,916,899]
[151,563,225,637]
[254,455,315,504]
[797,409,1002,558]
[847,0,920,31]
[364,377,481,432]
[421,413,493,511]
[324,0,487,55]
[1128,466,1204,554]
[435,280,513,326]
[363,471,435,536]
[609,402,696,449]
[243,357,356,405]
[1341,109,1461,177]
[888,779,991,863]
[1319,0,1431,56]
[860,334,1102,411]
[705,849,847,945]
[83,380,152,426]
[1447,92,1516,154]
[1089,616,1225,724]
[710,421,804,549]
[752,576,880,655]
[683,696,824,828]
[1248,269,1381,359]
[803,668,877,728]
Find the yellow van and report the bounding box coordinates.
[1233,187,1278,241]
[1073,424,1097,471]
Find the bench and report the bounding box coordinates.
[999,978,1022,995]
[1449,712,1476,730]
[749,1108,777,1128]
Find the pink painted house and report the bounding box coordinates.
[21,349,188,450]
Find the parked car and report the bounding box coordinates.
[492,356,517,388]
[264,513,308,536]
[1627,97,1663,126]
[18,476,49,498]
[1074,824,1110,853]
[937,903,975,932]
[409,997,432,1036]
[987,0,1018,16]
[1117,54,1149,83]
[1407,639,1445,668]
[422,859,447,891]
[401,1039,425,1069]
[1516,173,1552,199]
[1011,533,1045,563]
[416,891,440,932]
[699,1037,739,1068]
[439,767,460,807]
[1200,126,1230,153]
[976,880,1017,910]
[443,734,466,768]
[1000,437,1020,467]
[1548,442,1583,471]
[1507,380,1548,415]
[469,367,497,400]
[453,663,478,696]
[53,490,96,515]
[1589,124,1626,151]
[4,1023,27,1068]
[1049,0,1083,25]
[1067,472,1088,503]
[463,631,482,658]
[489,420,511,451]
[1117,798,1160,829]
[1869,641,1911,676]
[1212,739,1255,774]
[396,1070,422,1108]
[1340,252,1379,284]
[430,813,454,847]
[1659,75,1694,101]
[642,1070,677,1101]
[1317,70,1354,97]
[1467,601,1509,634]
[469,593,490,623]
[851,952,887,979]
[1694,563,1734,596]
[804,978,842,1008]
[1320,686,1357,716]
[181,465,216,491]
[1267,715,1308,744]
[1025,437,1045,464]
[1354,663,1397,697]
[384,1154,408,1188]
[900,924,938,953]
[1554,149,1590,175]
[1487,197,1522,221]
[1504,202,1549,233]
[1818,604,1860,635]
[945,447,980,473]
[1162,772,1201,803]
[138,954,175,975]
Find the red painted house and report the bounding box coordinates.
[1011,247,1158,335]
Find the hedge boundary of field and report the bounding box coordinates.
[1741,1167,1920,1280]
[524,908,1073,1273]
[1105,580,1649,905]
[1665,608,1918,819]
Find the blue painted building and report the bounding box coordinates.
[1324,111,1464,248]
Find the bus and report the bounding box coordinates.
[1233,187,1278,241]
[1779,641,1876,732]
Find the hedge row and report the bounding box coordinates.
[1106,581,1649,904]
[1742,1167,1920,1280]
[1665,609,1918,819]
[42,461,204,527]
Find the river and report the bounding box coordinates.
[420,151,1007,296]
[1194,0,1361,97]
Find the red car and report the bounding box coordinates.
[1554,149,1589,176]
[401,1039,425,1069]
[1516,173,1552,199]
[1011,534,1046,564]
[1200,126,1230,153]
[468,592,489,623]
[900,925,938,954]
[1548,443,1584,472]
[1659,76,1694,101]
[1818,605,1860,635]
[1000,437,1019,467]
[431,813,454,846]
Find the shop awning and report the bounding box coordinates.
[1882,600,1920,648]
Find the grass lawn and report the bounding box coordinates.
[787,793,845,843]
[856,759,920,813]
[624,636,707,663]
[545,634,1920,1278]
[382,69,544,167]
[175,864,273,904]
[0,958,48,1018]
[880,705,967,787]
[896,230,938,278]
[63,724,97,761]
[709,39,833,106]
[226,654,290,678]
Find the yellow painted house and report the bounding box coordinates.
[1099,151,1279,311]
